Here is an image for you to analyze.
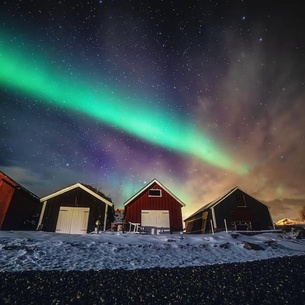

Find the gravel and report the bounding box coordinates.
[1,255,305,305]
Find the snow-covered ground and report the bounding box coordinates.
[0,230,304,272]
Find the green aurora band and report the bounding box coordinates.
[0,33,248,174]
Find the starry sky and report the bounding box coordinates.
[1,0,305,222]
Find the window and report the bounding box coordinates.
[236,194,247,207]
[148,189,162,197]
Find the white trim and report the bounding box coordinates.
[211,207,217,228]
[40,183,113,207]
[103,204,108,231]
[124,178,185,207]
[36,200,47,230]
[210,219,214,234]
[224,219,228,233]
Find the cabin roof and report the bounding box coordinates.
[40,183,114,207]
[184,186,270,222]
[124,178,186,207]
[0,171,39,199]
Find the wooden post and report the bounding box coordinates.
[36,201,47,230]
[210,219,214,234]
[103,204,108,231]
[224,219,228,233]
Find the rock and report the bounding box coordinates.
[243,242,265,250]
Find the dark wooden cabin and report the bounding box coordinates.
[38,183,114,234]
[0,171,41,230]
[124,179,185,232]
[184,187,274,234]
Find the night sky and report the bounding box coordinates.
[1,0,305,222]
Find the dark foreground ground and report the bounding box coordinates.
[1,255,305,305]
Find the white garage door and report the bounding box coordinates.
[141,210,170,228]
[56,207,90,234]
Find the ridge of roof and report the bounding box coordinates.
[40,182,113,206]
[0,171,39,199]
[80,183,112,202]
[124,178,185,207]
[184,186,240,221]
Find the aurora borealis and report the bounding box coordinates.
[0,32,248,174]
[1,0,305,221]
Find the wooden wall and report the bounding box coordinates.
[185,189,274,233]
[41,187,114,233]
[125,182,183,231]
[0,172,41,230]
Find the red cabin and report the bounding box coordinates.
[0,171,41,230]
[124,179,185,233]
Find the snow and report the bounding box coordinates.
[0,230,304,272]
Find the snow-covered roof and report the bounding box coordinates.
[124,178,186,207]
[40,183,114,207]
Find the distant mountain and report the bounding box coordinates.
[276,218,305,226]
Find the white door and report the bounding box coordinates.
[56,207,90,234]
[141,210,170,228]
[55,207,72,234]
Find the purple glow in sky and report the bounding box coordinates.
[1,0,305,221]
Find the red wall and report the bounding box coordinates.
[0,173,16,229]
[0,172,42,230]
[125,182,183,231]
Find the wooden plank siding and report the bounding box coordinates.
[40,185,114,233]
[0,178,15,228]
[0,171,41,230]
[184,187,274,234]
[125,182,184,232]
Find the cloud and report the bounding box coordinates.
[265,199,305,221]
[184,27,305,222]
